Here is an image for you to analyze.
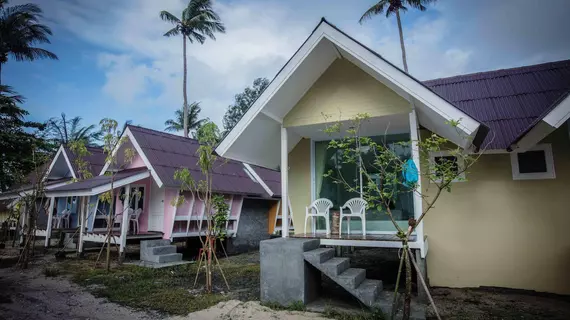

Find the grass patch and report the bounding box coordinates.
[43,266,60,277]
[59,252,260,315]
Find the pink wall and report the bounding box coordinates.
[126,154,146,169]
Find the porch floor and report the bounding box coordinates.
[86,231,164,240]
[290,232,417,248]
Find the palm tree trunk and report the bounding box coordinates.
[396,11,408,73]
[183,36,189,138]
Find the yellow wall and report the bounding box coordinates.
[283,59,410,127]
[288,138,312,233]
[425,127,570,294]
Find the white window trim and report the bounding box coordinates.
[510,144,555,180]
[429,151,466,183]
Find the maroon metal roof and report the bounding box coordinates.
[250,164,281,197]
[127,125,271,196]
[424,60,570,149]
[64,145,107,177]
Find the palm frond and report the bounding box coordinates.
[163,27,180,37]
[359,0,388,23]
[160,10,181,24]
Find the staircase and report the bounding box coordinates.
[140,239,183,264]
[303,247,425,319]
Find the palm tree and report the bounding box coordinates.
[160,0,225,138]
[45,113,102,146]
[359,0,436,73]
[164,101,206,134]
[0,0,58,83]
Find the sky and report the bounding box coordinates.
[5,0,570,134]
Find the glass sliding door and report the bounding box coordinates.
[314,133,414,233]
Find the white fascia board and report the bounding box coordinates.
[321,23,480,136]
[242,163,274,197]
[510,121,555,152]
[45,145,70,181]
[543,93,570,128]
[216,26,327,157]
[98,127,163,188]
[45,171,150,198]
[61,147,77,180]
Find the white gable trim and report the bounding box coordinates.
[243,163,274,197]
[543,93,570,128]
[216,19,483,157]
[45,145,76,181]
[509,93,570,152]
[98,127,164,188]
[46,170,151,198]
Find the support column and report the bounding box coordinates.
[409,109,425,257]
[119,185,131,258]
[280,126,289,238]
[18,202,27,246]
[78,197,86,255]
[44,197,55,248]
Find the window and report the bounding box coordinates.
[429,151,465,182]
[313,134,414,232]
[511,144,555,180]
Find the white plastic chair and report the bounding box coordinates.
[55,209,70,229]
[340,198,367,236]
[304,198,333,235]
[130,208,142,234]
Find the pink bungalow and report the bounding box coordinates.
[44,125,282,258]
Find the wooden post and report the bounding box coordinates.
[44,197,55,248]
[281,126,289,238]
[78,197,86,255]
[409,109,425,258]
[119,185,131,258]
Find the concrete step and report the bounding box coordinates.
[141,239,171,248]
[151,245,177,255]
[320,257,350,276]
[355,279,383,306]
[303,248,335,264]
[336,268,366,289]
[148,253,183,264]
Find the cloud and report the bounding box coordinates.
[12,0,570,131]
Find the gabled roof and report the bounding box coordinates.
[113,125,279,197]
[424,60,570,150]
[215,18,488,168]
[46,168,150,197]
[64,145,107,177]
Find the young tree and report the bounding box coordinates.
[173,121,229,293]
[324,114,485,319]
[0,0,58,83]
[359,0,436,73]
[222,77,269,136]
[164,101,206,134]
[160,0,225,138]
[98,118,137,270]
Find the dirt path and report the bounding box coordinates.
[0,263,159,320]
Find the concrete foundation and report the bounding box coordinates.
[227,199,272,254]
[415,249,428,303]
[260,237,321,306]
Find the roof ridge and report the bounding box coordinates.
[127,124,200,143]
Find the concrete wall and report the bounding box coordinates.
[424,127,570,295]
[283,59,410,128]
[288,139,312,234]
[228,198,274,254]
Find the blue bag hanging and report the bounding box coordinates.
[402,159,418,187]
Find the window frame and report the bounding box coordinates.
[510,144,555,180]
[429,151,466,183]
